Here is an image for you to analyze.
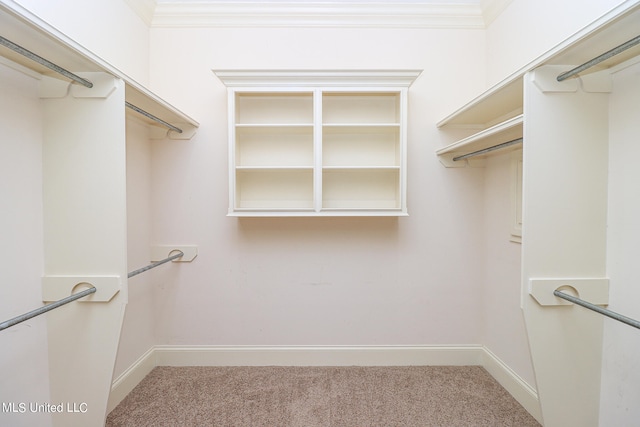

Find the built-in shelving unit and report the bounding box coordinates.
[0,1,199,138]
[216,70,420,216]
[0,1,199,426]
[435,1,640,426]
[436,0,640,167]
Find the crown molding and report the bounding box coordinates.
[123,0,158,26]
[480,0,513,26]
[151,2,485,29]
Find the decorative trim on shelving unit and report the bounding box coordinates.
[214,69,422,88]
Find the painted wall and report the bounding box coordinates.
[600,58,640,425]
[13,0,150,85]
[112,117,156,380]
[146,25,491,348]
[0,62,51,426]
[481,150,535,388]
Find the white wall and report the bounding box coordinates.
[112,117,156,380]
[481,150,535,388]
[0,62,51,427]
[146,26,491,347]
[13,0,150,86]
[600,58,640,425]
[485,0,625,86]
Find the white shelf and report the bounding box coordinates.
[322,166,400,170]
[236,166,314,170]
[437,76,524,129]
[437,115,523,167]
[323,123,401,127]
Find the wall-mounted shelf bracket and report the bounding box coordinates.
[42,275,121,303]
[145,123,197,140]
[39,72,117,99]
[151,245,198,262]
[529,278,609,306]
[168,124,197,140]
[532,65,612,93]
[438,154,486,168]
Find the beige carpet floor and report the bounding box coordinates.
[106,365,540,426]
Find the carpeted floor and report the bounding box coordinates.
[106,365,540,426]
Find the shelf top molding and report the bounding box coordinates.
[213,69,422,88]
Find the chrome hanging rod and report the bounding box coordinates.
[453,137,523,162]
[128,251,184,278]
[125,102,183,134]
[0,35,93,88]
[0,252,183,331]
[554,290,640,330]
[557,34,640,82]
[0,286,96,332]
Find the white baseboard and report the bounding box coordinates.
[154,344,484,367]
[109,345,539,422]
[107,347,156,413]
[481,346,542,424]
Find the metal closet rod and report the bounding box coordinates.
[0,286,96,332]
[554,290,640,330]
[0,35,93,88]
[0,252,185,332]
[453,137,523,162]
[557,34,640,82]
[0,36,182,134]
[125,102,183,134]
[128,251,184,278]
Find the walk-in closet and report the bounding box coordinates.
[1,0,639,426]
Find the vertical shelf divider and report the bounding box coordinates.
[314,88,323,212]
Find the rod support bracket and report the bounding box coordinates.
[529,278,609,306]
[42,275,121,303]
[533,65,612,93]
[151,245,198,262]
